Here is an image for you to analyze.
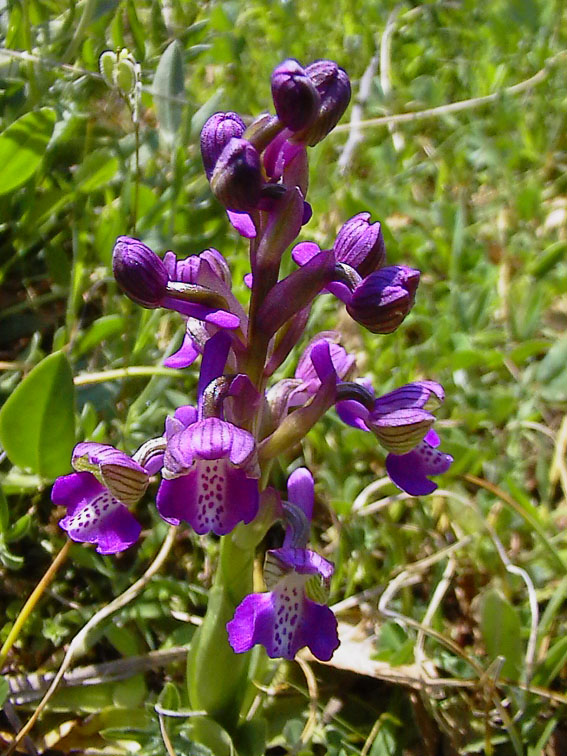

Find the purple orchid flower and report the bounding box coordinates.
[227,468,339,661]
[307,341,453,495]
[288,333,355,408]
[53,443,151,554]
[156,333,260,535]
[162,248,247,370]
[112,237,240,330]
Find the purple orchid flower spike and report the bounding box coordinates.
[53,443,151,554]
[157,332,260,535]
[113,237,240,330]
[227,468,339,661]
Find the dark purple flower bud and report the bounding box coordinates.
[334,212,386,277]
[292,59,351,146]
[210,138,262,212]
[200,111,246,180]
[271,59,321,132]
[346,265,420,334]
[112,236,169,308]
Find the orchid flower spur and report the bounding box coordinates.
[227,468,339,661]
[53,443,152,554]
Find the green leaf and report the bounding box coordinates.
[75,314,125,356]
[187,716,235,756]
[530,241,567,277]
[74,148,119,194]
[0,108,56,195]
[0,351,76,478]
[153,40,185,143]
[479,589,523,680]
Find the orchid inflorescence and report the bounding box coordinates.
[53,58,452,669]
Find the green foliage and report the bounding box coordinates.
[0,352,76,478]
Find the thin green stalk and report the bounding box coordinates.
[0,541,71,670]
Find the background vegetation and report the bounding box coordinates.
[1,0,567,753]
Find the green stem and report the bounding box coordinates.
[187,533,255,729]
[0,541,71,670]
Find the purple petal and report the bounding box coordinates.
[292,241,321,265]
[174,405,198,428]
[287,467,314,521]
[326,280,353,304]
[197,331,231,409]
[56,472,141,554]
[227,578,339,661]
[302,201,313,225]
[52,472,104,511]
[227,210,257,238]
[295,334,355,384]
[298,599,339,661]
[271,547,334,580]
[164,333,200,369]
[156,460,259,535]
[227,592,276,654]
[160,296,240,329]
[336,399,371,430]
[243,272,253,289]
[373,381,444,416]
[72,443,144,474]
[386,439,453,496]
[164,417,257,474]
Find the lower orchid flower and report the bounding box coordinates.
[227,468,339,661]
[52,443,151,554]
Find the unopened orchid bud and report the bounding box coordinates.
[334,212,386,277]
[112,236,169,308]
[210,138,263,212]
[292,59,351,146]
[200,111,246,180]
[271,59,320,132]
[346,265,420,334]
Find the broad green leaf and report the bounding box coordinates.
[153,40,185,142]
[0,108,56,195]
[0,351,75,478]
[479,589,523,680]
[75,148,119,193]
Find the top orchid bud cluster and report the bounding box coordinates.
[52,59,452,663]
